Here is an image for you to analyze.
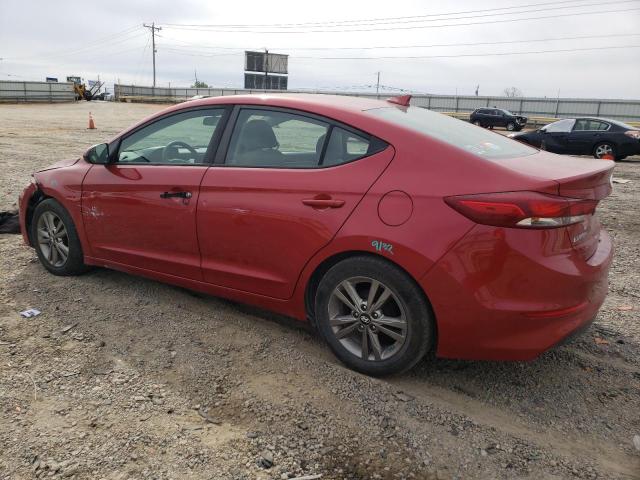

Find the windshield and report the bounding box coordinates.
[368,106,536,159]
[502,109,514,116]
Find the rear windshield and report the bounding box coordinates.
[368,106,537,159]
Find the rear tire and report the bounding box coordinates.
[314,256,434,376]
[593,142,616,159]
[31,199,89,276]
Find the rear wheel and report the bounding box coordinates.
[593,142,616,159]
[31,199,89,276]
[314,256,433,376]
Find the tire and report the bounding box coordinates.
[314,256,434,376]
[31,198,89,276]
[506,122,516,131]
[593,142,616,159]
[473,120,481,126]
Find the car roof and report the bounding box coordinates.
[112,93,405,144]
[182,93,390,114]
[575,117,613,122]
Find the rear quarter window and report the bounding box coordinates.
[368,106,536,159]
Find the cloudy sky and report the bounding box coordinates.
[1,0,639,98]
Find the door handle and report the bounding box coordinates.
[160,191,192,199]
[302,197,345,209]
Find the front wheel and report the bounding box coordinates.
[473,120,482,127]
[506,122,516,131]
[315,256,434,376]
[31,199,89,276]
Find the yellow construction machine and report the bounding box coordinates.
[66,76,104,101]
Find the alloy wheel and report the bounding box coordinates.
[328,277,407,361]
[36,211,69,267]
[595,144,613,158]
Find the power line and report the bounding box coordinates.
[159,43,640,60]
[133,36,152,85]
[156,32,640,53]
[158,0,630,28]
[159,4,640,33]
[4,25,143,60]
[293,44,640,60]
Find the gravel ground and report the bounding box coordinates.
[0,102,639,480]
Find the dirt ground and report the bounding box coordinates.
[0,101,639,480]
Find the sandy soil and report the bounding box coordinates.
[0,101,639,480]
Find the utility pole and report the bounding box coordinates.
[143,22,161,87]
[264,48,269,90]
[376,72,380,95]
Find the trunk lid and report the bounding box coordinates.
[493,151,614,259]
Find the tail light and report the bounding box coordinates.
[444,191,598,229]
[624,130,640,140]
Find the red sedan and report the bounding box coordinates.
[18,94,614,376]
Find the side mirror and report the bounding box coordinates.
[85,143,110,164]
[202,116,219,126]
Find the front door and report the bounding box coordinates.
[197,107,394,299]
[81,107,227,280]
[540,118,575,154]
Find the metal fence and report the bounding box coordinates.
[114,84,640,123]
[3,81,638,122]
[0,81,76,103]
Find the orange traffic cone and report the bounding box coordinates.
[88,112,96,130]
[601,154,614,160]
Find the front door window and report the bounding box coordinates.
[118,108,225,164]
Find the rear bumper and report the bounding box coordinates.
[421,226,613,361]
[617,139,640,157]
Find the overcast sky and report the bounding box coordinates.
[1,0,639,98]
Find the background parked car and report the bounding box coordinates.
[509,117,640,160]
[469,108,527,131]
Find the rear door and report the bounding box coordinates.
[82,107,228,279]
[568,119,610,155]
[197,106,393,299]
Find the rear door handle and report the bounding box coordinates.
[302,197,345,209]
[160,191,192,199]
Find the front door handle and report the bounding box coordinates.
[302,197,345,209]
[160,191,192,199]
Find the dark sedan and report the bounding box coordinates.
[509,117,640,160]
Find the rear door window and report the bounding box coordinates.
[226,109,329,168]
